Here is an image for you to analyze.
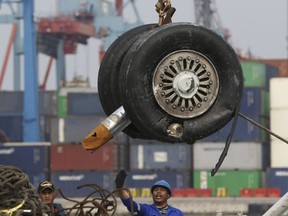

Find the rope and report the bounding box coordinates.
[0,165,52,216]
[0,200,25,216]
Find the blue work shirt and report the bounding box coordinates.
[53,203,67,216]
[121,198,184,216]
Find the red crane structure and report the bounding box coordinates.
[37,6,96,89]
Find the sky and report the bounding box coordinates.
[0,0,287,90]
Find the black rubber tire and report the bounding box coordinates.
[119,22,244,143]
[98,24,158,138]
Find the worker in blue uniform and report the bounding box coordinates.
[115,169,184,216]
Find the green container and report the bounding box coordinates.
[57,94,67,118]
[193,170,261,197]
[241,62,266,88]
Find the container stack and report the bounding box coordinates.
[50,142,118,197]
[193,61,279,197]
[39,91,58,141]
[0,91,57,142]
[0,61,283,198]
[0,142,50,185]
[50,87,105,143]
[50,87,130,197]
[0,91,23,142]
[267,78,288,196]
[125,138,192,197]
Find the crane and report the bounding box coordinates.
[0,0,40,141]
[194,0,231,42]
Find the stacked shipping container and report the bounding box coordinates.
[0,142,50,185]
[126,138,192,193]
[267,78,288,195]
[193,61,279,197]
[50,87,129,197]
[0,61,283,198]
[0,91,57,142]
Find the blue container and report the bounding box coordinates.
[39,91,57,116]
[0,115,23,142]
[0,144,50,173]
[202,115,269,142]
[267,168,288,196]
[39,115,52,142]
[51,170,115,197]
[0,91,23,114]
[67,93,105,116]
[265,64,279,90]
[124,170,191,189]
[240,87,269,116]
[50,115,106,144]
[27,171,48,187]
[129,143,192,170]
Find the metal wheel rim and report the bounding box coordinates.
[153,50,219,118]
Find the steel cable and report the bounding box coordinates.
[58,183,135,216]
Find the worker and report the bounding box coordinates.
[115,169,184,216]
[38,180,67,216]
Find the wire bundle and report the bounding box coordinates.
[58,183,119,216]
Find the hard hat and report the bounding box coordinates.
[151,180,172,196]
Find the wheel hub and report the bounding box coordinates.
[153,50,219,118]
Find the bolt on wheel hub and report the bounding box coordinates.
[153,50,219,118]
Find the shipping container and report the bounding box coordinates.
[130,143,192,170]
[241,62,278,89]
[57,87,98,118]
[202,114,269,142]
[0,143,50,173]
[117,137,130,170]
[270,109,288,141]
[241,62,267,88]
[270,78,288,109]
[270,139,288,168]
[51,170,114,197]
[57,95,67,118]
[0,91,57,116]
[267,168,288,196]
[124,170,191,189]
[193,170,262,197]
[39,115,52,142]
[50,115,106,144]
[0,115,23,142]
[240,87,270,116]
[129,138,160,145]
[0,91,23,113]
[27,171,48,187]
[193,142,264,170]
[67,92,105,116]
[50,143,118,171]
[39,91,57,116]
[265,64,280,89]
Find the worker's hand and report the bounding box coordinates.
[115,169,127,188]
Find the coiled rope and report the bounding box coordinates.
[0,165,51,216]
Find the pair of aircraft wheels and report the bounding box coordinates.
[98,22,243,144]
